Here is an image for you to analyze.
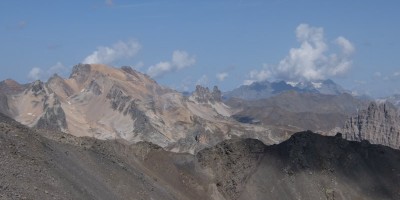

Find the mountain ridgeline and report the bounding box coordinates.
[0,64,276,154]
[223,79,346,100]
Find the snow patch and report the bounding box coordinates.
[27,113,36,117]
[286,81,299,87]
[311,82,322,89]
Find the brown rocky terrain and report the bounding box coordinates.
[342,101,400,149]
[1,113,400,200]
[1,64,275,154]
[0,79,26,116]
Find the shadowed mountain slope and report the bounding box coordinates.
[1,114,399,200]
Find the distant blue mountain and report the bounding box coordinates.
[223,79,347,100]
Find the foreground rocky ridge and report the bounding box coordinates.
[1,114,400,200]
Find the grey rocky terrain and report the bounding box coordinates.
[342,101,400,149]
[1,113,400,200]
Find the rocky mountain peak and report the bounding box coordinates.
[211,86,222,102]
[0,79,25,95]
[342,101,400,149]
[121,66,136,75]
[69,63,91,83]
[191,85,222,103]
[29,80,46,96]
[48,73,63,82]
[47,74,74,98]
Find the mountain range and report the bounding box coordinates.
[0,64,278,154]
[1,64,400,199]
[223,79,347,100]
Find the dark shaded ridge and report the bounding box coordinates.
[197,131,400,200]
[2,111,400,200]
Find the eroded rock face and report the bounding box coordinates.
[106,85,132,112]
[0,93,10,116]
[87,80,102,95]
[28,80,47,96]
[342,102,400,149]
[36,95,68,132]
[69,63,91,83]
[191,85,222,104]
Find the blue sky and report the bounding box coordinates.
[0,0,399,97]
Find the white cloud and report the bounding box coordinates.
[27,62,70,81]
[246,23,355,83]
[82,40,141,64]
[48,62,69,76]
[394,71,400,77]
[196,75,209,86]
[335,36,355,55]
[243,65,273,85]
[172,50,196,69]
[250,67,272,81]
[131,61,144,69]
[147,50,196,78]
[179,76,193,92]
[147,62,172,78]
[243,80,255,85]
[374,72,382,78]
[28,67,42,81]
[216,72,228,81]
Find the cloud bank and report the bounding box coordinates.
[82,40,141,64]
[245,24,355,84]
[216,72,228,81]
[28,67,42,81]
[196,75,209,86]
[147,50,196,78]
[27,62,69,81]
